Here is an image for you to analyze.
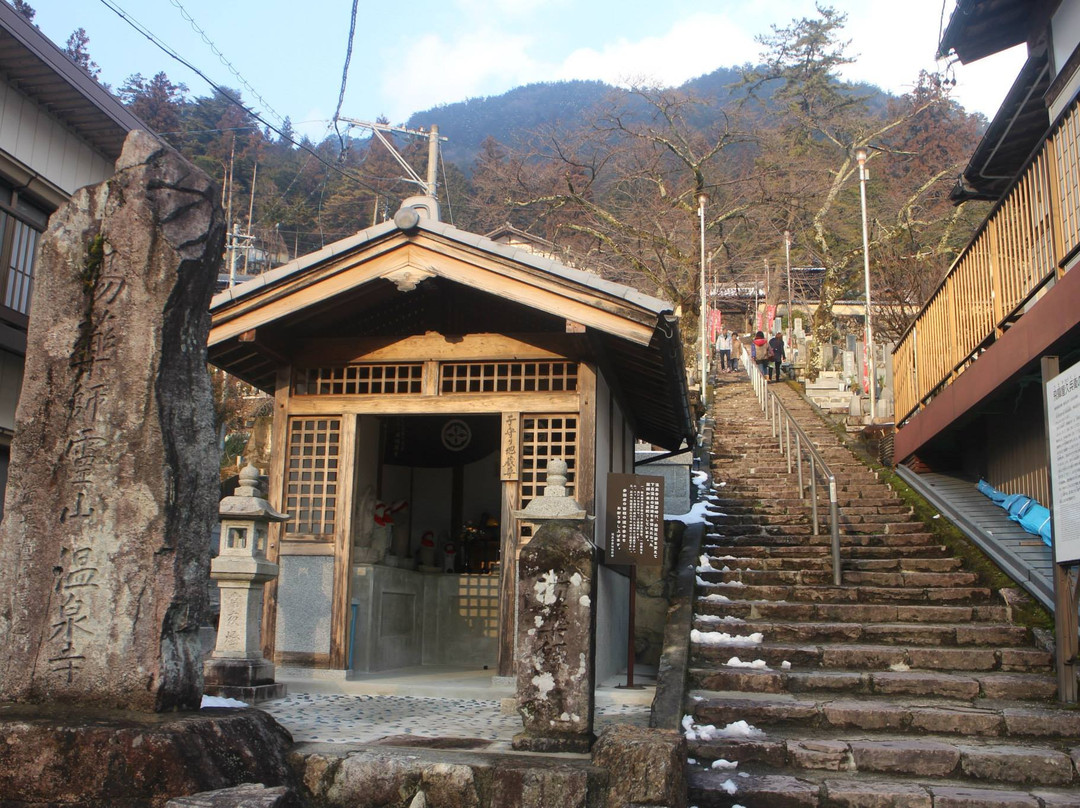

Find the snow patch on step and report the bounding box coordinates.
[724,656,769,669]
[691,629,763,646]
[682,714,765,741]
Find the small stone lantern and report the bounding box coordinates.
[203,463,288,702]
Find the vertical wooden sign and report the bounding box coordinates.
[500,412,520,481]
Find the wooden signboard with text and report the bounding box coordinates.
[606,473,664,567]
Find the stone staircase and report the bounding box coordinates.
[686,376,1080,808]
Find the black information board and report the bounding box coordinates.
[606,473,664,567]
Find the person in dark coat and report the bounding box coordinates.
[768,333,786,381]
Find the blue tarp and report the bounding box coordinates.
[977,479,1052,547]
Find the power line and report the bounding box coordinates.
[332,0,361,154]
[95,0,381,197]
[168,0,286,128]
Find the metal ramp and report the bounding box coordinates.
[895,467,1054,611]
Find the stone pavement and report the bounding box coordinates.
[256,665,654,747]
[262,692,650,745]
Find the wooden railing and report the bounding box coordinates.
[893,94,1080,423]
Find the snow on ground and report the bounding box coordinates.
[691,630,763,646]
[711,759,738,770]
[667,500,720,525]
[719,779,738,795]
[696,614,745,625]
[724,656,769,669]
[693,470,710,489]
[202,695,247,708]
[700,592,731,603]
[682,714,765,741]
[696,554,714,572]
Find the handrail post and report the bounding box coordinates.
[785,418,792,474]
[829,474,841,586]
[810,463,819,535]
[796,434,803,495]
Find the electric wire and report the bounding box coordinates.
[95,0,381,197]
[168,0,286,127]
[332,0,361,155]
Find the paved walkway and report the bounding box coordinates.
[258,665,654,746]
[262,692,650,745]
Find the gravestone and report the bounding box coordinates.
[0,129,223,710]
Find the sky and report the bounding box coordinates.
[31,0,1027,142]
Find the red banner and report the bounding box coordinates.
[708,309,723,344]
[766,305,776,334]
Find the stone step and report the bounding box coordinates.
[703,542,952,559]
[687,770,1080,808]
[701,554,962,573]
[694,599,1010,624]
[690,642,1051,674]
[688,667,1058,701]
[686,735,1078,788]
[695,582,993,605]
[690,697,1080,740]
[697,568,980,589]
[705,531,941,547]
[691,618,1032,647]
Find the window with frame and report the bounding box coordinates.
[284,417,341,538]
[0,187,48,323]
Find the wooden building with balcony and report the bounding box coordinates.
[207,199,693,681]
[892,0,1080,603]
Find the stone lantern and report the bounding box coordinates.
[203,463,288,702]
[511,458,597,752]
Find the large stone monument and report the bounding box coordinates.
[0,131,297,804]
[512,459,597,753]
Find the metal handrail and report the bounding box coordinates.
[740,345,842,585]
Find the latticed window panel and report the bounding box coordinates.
[293,364,423,396]
[284,417,341,537]
[519,415,578,538]
[440,361,578,394]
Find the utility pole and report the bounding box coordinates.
[784,230,793,349]
[698,193,709,404]
[856,148,877,421]
[337,117,447,200]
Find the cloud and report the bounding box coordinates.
[553,13,759,88]
[378,28,540,122]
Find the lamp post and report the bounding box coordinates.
[784,230,792,349]
[856,148,876,421]
[698,192,709,404]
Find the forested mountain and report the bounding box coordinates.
[407,79,616,168]
[39,1,989,368]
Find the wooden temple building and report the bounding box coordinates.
[207,198,694,681]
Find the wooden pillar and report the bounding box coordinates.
[497,412,520,677]
[329,413,359,670]
[577,363,597,515]
[261,365,291,662]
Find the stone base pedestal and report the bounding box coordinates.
[512,730,595,754]
[0,703,296,808]
[203,658,285,703]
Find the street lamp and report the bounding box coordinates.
[698,192,709,404]
[784,230,792,350]
[855,148,876,421]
